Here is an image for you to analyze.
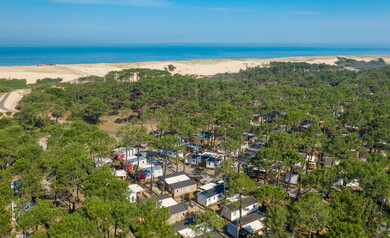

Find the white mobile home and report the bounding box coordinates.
[159,172,197,198]
[154,194,188,224]
[205,156,224,169]
[185,153,201,166]
[197,183,225,207]
[127,184,144,203]
[221,196,258,221]
[227,212,265,238]
[160,149,184,158]
[126,156,150,170]
[285,171,299,184]
[113,147,137,160]
[93,157,113,167]
[137,165,163,181]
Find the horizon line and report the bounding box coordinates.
[1,42,390,48]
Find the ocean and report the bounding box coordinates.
[0,45,390,66]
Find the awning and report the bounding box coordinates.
[243,220,264,233]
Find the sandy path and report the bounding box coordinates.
[0,55,389,84]
[0,89,31,112]
[59,65,91,77]
[38,135,50,151]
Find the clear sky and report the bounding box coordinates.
[1,0,390,46]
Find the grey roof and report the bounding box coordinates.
[187,154,198,159]
[169,203,187,214]
[159,172,197,189]
[199,184,224,198]
[163,171,187,179]
[140,193,170,203]
[223,197,257,212]
[169,179,197,189]
[206,157,222,163]
[174,219,195,232]
[230,212,263,226]
[155,194,171,201]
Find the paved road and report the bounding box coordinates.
[0,89,31,113]
[0,91,17,112]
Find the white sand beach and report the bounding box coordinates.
[0,55,389,84]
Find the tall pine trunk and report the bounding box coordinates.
[176,151,179,172]
[237,193,243,238]
[150,158,153,190]
[286,167,293,192]
[136,146,140,175]
[162,156,167,194]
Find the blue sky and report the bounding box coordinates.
[1,0,390,45]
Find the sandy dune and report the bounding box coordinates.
[0,55,389,84]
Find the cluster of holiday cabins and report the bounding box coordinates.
[94,147,164,182]
[89,139,266,237]
[125,171,196,225]
[124,169,265,237]
[193,181,264,238]
[151,172,265,238]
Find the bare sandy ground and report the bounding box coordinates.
[0,89,31,112]
[0,55,389,84]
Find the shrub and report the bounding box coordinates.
[166,64,176,72]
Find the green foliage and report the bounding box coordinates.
[165,64,176,72]
[105,68,170,82]
[0,63,389,237]
[252,147,281,180]
[77,75,104,83]
[131,199,177,238]
[217,158,235,177]
[227,173,257,195]
[0,117,11,129]
[0,125,37,169]
[84,197,135,236]
[82,167,128,200]
[83,96,109,123]
[0,171,12,236]
[15,199,63,233]
[255,185,288,209]
[35,78,63,85]
[330,188,378,230]
[192,209,224,238]
[264,205,289,238]
[300,166,340,192]
[45,212,99,238]
[0,78,27,92]
[0,170,13,204]
[290,192,331,237]
[0,206,11,236]
[117,123,152,149]
[336,57,388,69]
[328,221,368,238]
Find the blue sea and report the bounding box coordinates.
[0,45,390,66]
